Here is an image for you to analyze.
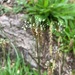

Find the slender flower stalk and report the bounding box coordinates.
[49,22,53,56]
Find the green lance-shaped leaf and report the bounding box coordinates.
[43,0,49,8]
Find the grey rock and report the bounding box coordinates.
[0,14,37,68]
[0,0,4,4]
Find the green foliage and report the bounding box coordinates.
[60,21,75,54]
[13,0,27,13]
[14,0,75,26]
[26,0,75,25]
[0,5,10,15]
[0,56,47,75]
[72,69,75,75]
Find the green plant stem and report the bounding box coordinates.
[36,38,41,75]
[37,27,41,75]
[32,24,41,75]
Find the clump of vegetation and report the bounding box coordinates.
[24,0,75,74]
[14,0,75,54]
[1,0,75,75]
[0,4,11,15]
[0,53,47,75]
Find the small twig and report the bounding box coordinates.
[28,52,47,70]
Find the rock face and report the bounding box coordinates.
[0,14,37,68]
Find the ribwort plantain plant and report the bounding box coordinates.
[14,0,75,74]
[24,0,75,74]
